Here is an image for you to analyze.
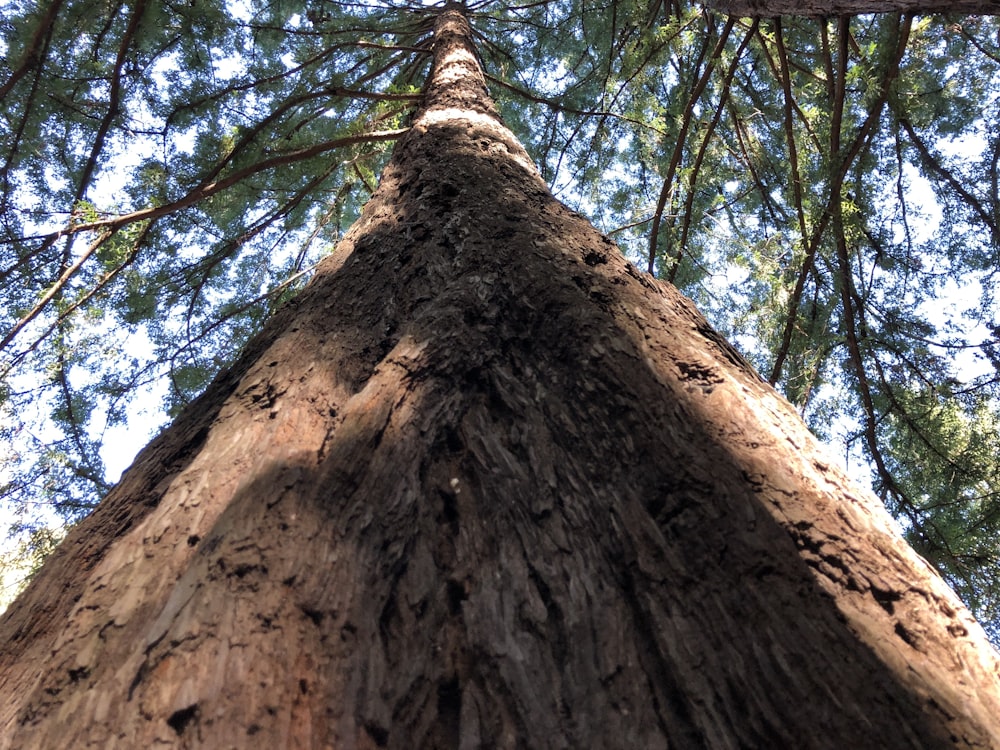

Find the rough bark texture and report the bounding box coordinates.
[2,6,1000,749]
[702,0,1000,16]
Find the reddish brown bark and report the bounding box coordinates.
[2,6,1000,748]
[702,0,1000,15]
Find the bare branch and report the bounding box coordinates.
[647,16,737,275]
[701,0,1000,17]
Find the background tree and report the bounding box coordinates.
[1,0,999,637]
[1,5,1000,746]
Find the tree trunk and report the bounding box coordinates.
[701,0,1000,16]
[2,6,999,748]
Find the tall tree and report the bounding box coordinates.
[2,3,1000,747]
[3,0,1000,632]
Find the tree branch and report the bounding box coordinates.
[771,14,911,384]
[701,0,1000,17]
[898,116,1000,245]
[0,0,65,102]
[647,16,736,275]
[1,128,406,353]
[28,128,408,243]
[668,20,758,281]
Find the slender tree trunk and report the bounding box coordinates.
[702,0,1000,15]
[2,6,1000,748]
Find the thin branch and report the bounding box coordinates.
[169,262,321,373]
[55,352,112,495]
[771,14,911,384]
[484,74,667,135]
[647,16,736,275]
[775,17,810,266]
[1,228,114,352]
[70,0,149,228]
[898,116,1000,245]
[1,128,406,353]
[26,128,408,245]
[0,0,65,101]
[180,157,345,340]
[669,19,758,281]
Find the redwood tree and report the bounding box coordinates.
[2,3,1000,748]
[5,0,1000,632]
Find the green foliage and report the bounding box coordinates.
[0,523,65,614]
[1,0,999,639]
[882,388,1000,642]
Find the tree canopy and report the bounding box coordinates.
[1,0,999,639]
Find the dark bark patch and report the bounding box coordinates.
[379,589,399,639]
[231,562,266,579]
[871,585,903,615]
[301,606,324,627]
[436,677,462,747]
[364,721,389,747]
[438,488,459,534]
[438,425,463,454]
[446,579,467,615]
[947,622,969,638]
[200,534,221,556]
[584,251,608,266]
[257,613,276,630]
[67,666,89,683]
[166,703,199,735]
[895,622,917,646]
[676,360,723,384]
[754,563,777,580]
[588,288,612,306]
[127,661,148,700]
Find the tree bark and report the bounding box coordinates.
[701,0,1000,16]
[2,5,1000,748]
